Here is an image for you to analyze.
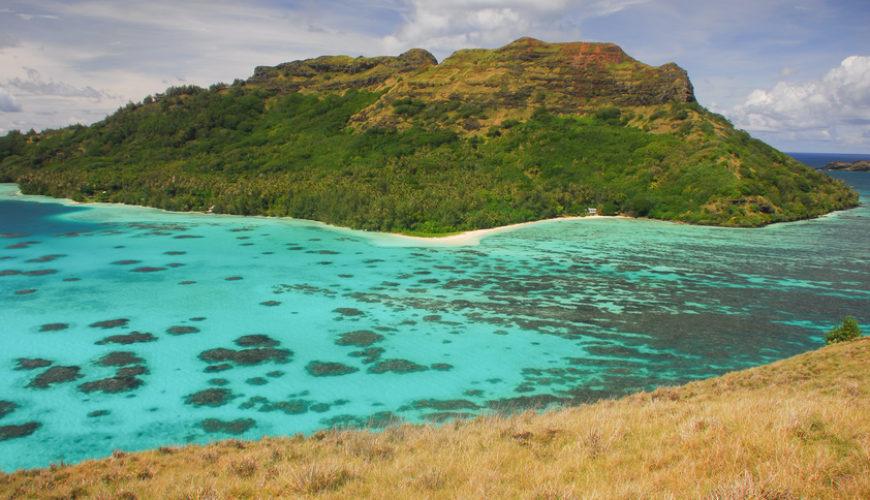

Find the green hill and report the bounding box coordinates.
[0,38,858,234]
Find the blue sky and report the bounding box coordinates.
[0,0,868,153]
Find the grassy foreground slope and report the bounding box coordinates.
[0,38,858,234]
[2,338,868,499]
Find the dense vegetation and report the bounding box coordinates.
[0,39,859,235]
[825,317,863,344]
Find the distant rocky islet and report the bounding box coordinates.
[821,160,870,172]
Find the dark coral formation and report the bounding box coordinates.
[246,377,268,385]
[310,403,331,413]
[336,330,384,347]
[431,363,454,371]
[306,361,359,377]
[0,270,21,276]
[259,400,309,414]
[23,269,57,276]
[334,308,364,316]
[201,418,256,434]
[90,318,129,329]
[0,401,19,419]
[96,332,158,345]
[321,411,398,429]
[15,358,52,370]
[132,267,166,272]
[112,260,141,265]
[39,323,69,332]
[266,371,284,378]
[179,281,196,285]
[204,363,232,373]
[235,335,280,347]
[173,235,203,239]
[79,375,144,394]
[225,276,244,281]
[367,359,428,374]
[88,410,110,417]
[348,347,384,364]
[199,347,292,366]
[27,366,83,388]
[208,378,228,386]
[167,263,185,268]
[0,422,41,441]
[409,399,480,411]
[167,326,199,335]
[13,289,37,295]
[5,241,40,249]
[95,352,144,367]
[27,254,65,263]
[185,388,236,407]
[165,251,186,255]
[260,300,281,306]
[190,317,206,321]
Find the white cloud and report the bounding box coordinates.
[7,67,106,99]
[380,0,650,55]
[721,55,870,146]
[0,88,22,112]
[779,66,801,80]
[0,31,20,49]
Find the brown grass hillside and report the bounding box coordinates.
[2,337,868,500]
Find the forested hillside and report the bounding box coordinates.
[0,38,858,235]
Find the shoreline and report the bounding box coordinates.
[0,183,857,247]
[389,214,629,245]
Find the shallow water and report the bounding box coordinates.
[1,172,869,471]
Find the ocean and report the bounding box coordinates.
[1,166,868,471]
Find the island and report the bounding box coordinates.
[0,37,859,234]
[821,160,870,172]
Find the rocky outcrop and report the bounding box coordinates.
[246,38,694,113]
[821,160,870,172]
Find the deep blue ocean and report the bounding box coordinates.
[786,151,870,169]
[1,159,868,471]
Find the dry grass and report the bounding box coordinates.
[2,337,868,499]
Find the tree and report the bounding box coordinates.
[824,317,863,345]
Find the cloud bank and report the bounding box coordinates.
[381,0,649,54]
[722,56,870,147]
[0,88,22,112]
[8,68,106,99]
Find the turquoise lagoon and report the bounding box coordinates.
[1,173,868,471]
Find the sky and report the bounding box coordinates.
[0,0,868,153]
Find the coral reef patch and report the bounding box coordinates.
[306,361,359,377]
[200,418,256,434]
[348,347,385,364]
[167,326,199,335]
[336,330,384,347]
[39,323,69,332]
[184,388,236,407]
[89,319,129,329]
[96,332,158,345]
[27,366,83,388]
[0,401,19,419]
[199,347,292,366]
[14,358,52,370]
[95,352,144,367]
[0,422,41,441]
[234,335,280,348]
[367,359,428,374]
